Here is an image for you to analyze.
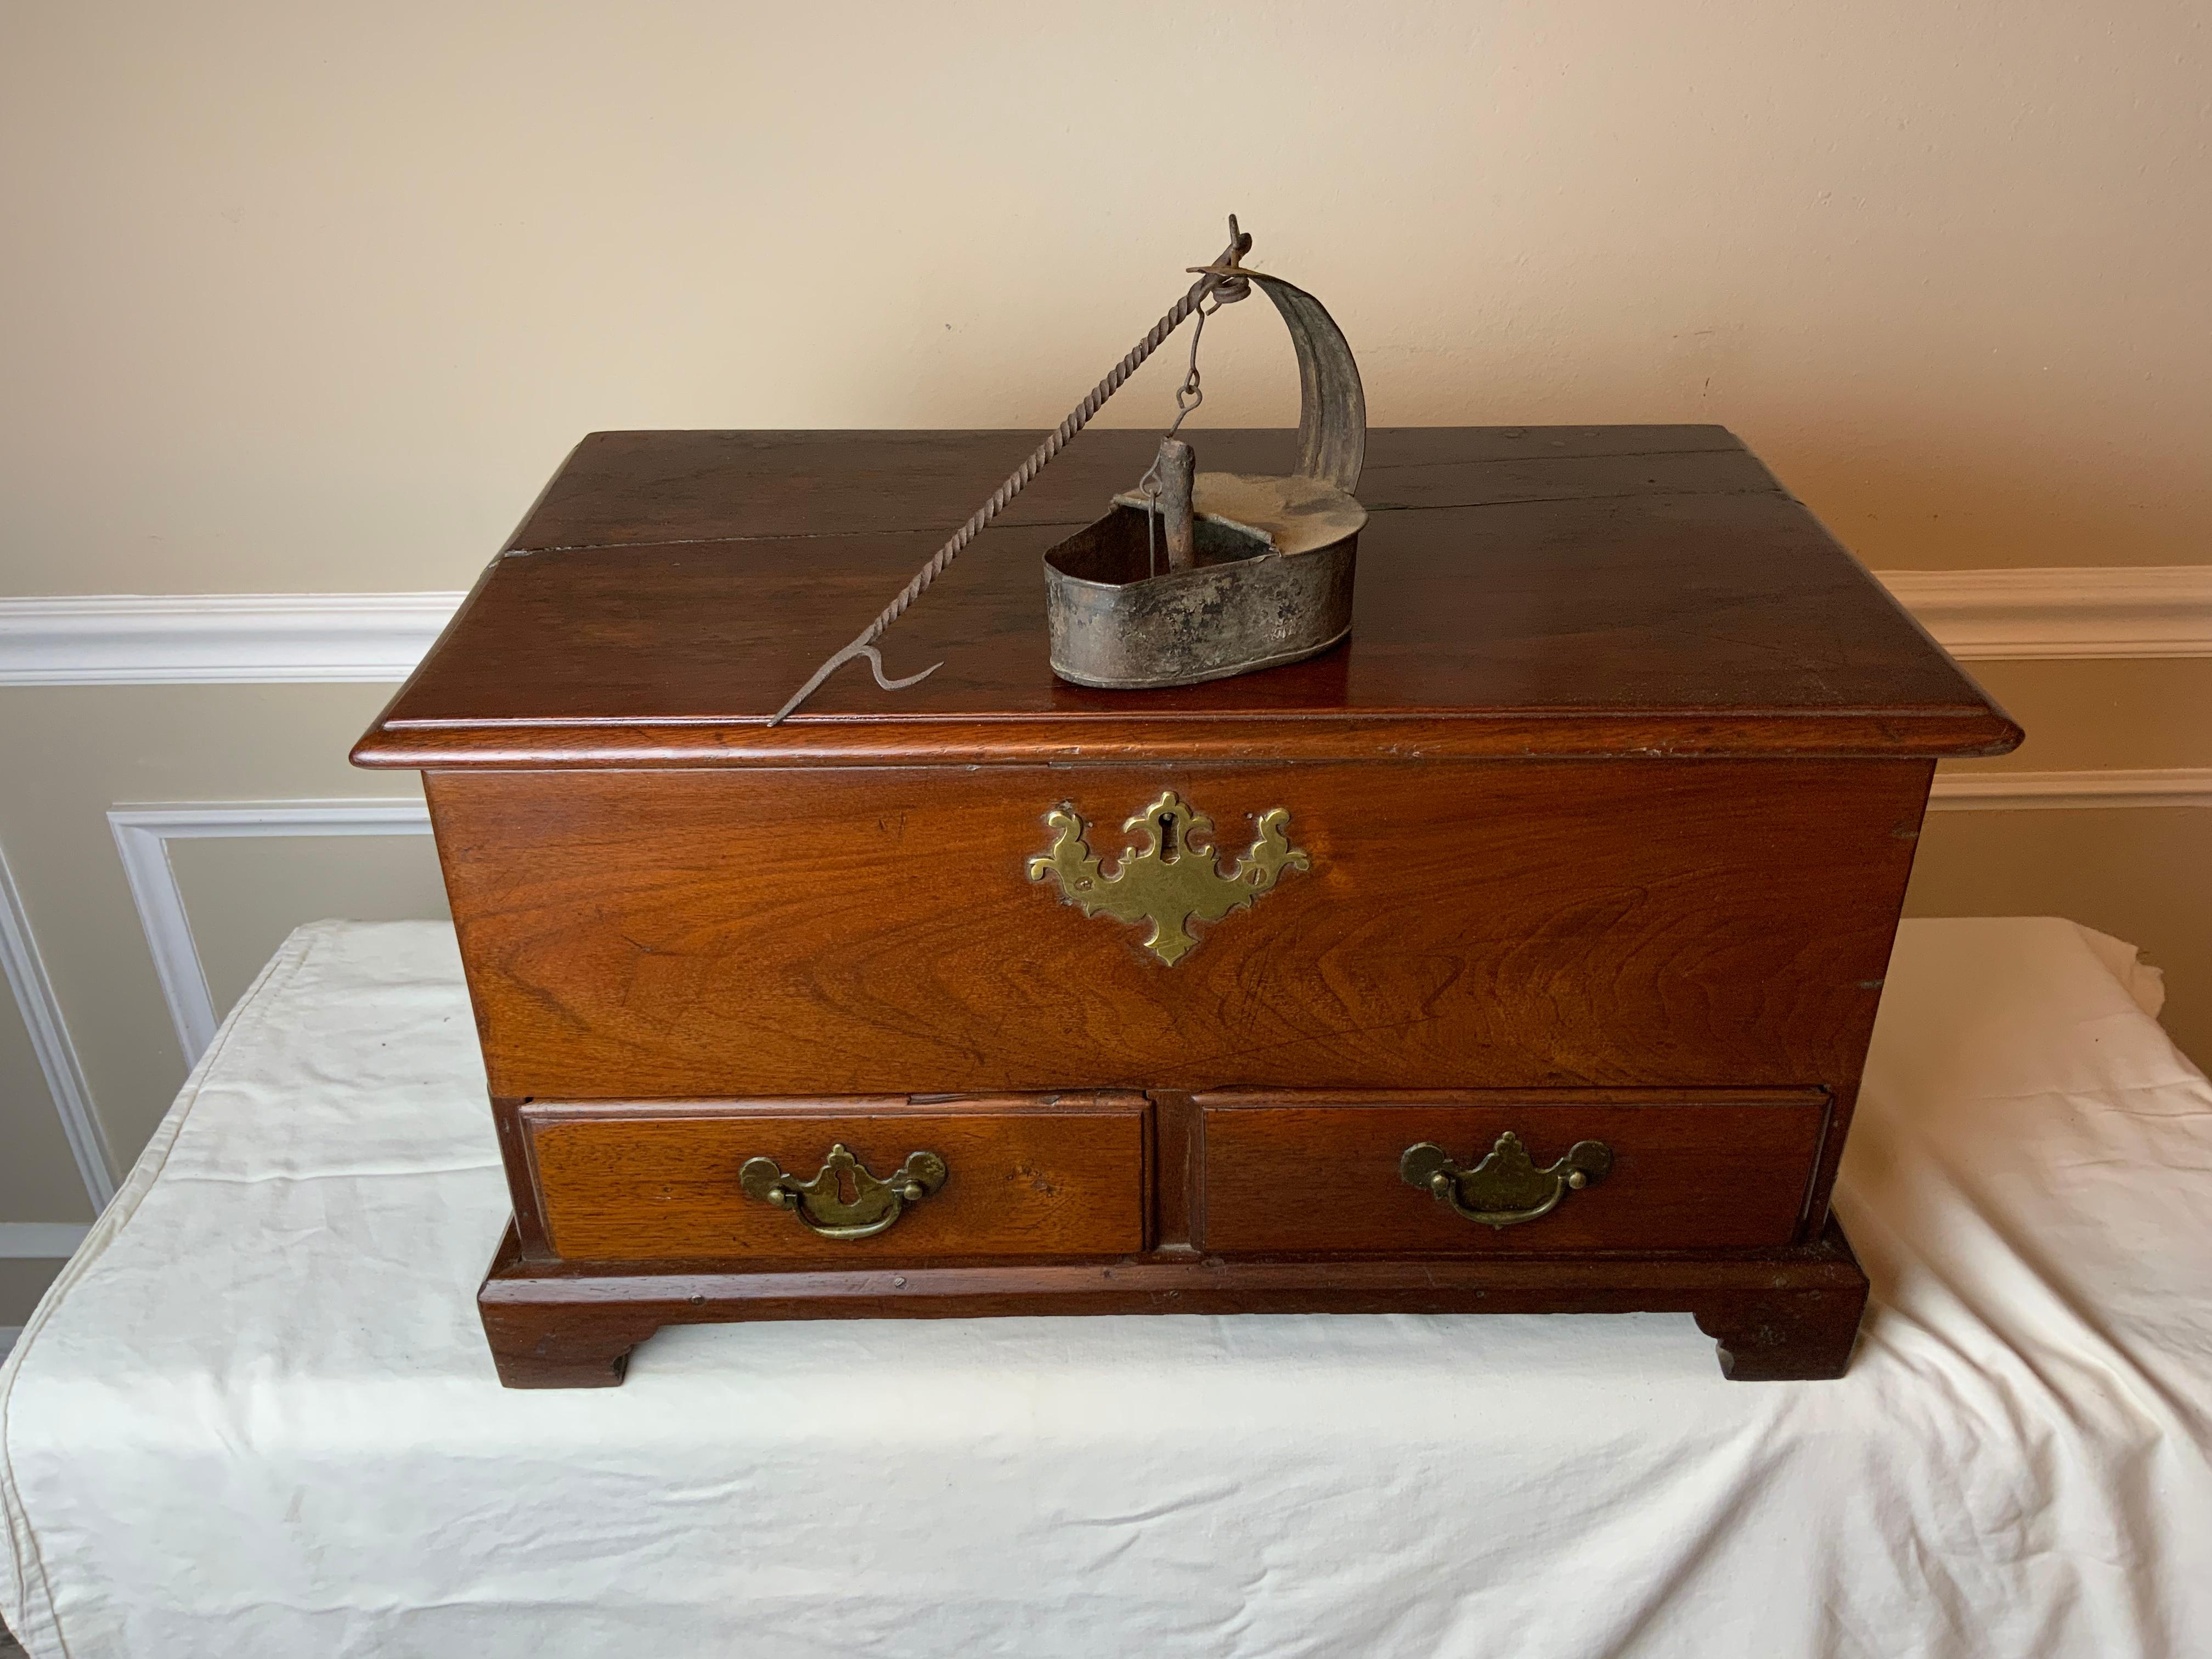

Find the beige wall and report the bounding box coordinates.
[1,3,2207,1316]
[4,2,2210,596]
[1942,659,2212,774]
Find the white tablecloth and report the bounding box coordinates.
[4,917,2209,1658]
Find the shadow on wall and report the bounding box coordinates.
[1906,807,2211,1069]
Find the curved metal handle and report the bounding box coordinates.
[739,1143,947,1241]
[1248,273,1367,494]
[1400,1132,1613,1231]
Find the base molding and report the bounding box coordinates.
[478,1218,1870,1389]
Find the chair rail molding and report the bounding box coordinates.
[0,592,462,684]
[1877,566,2212,660]
[109,800,433,1063]
[1926,768,2212,812]
[0,840,116,1207]
[0,567,2208,684]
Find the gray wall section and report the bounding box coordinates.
[1908,807,2212,1066]
[0,982,93,1223]
[1905,655,2212,1067]
[0,1259,68,1329]
[173,835,450,1025]
[0,684,421,1184]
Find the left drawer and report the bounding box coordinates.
[520,1094,1148,1263]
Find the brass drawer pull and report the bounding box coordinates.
[739,1143,948,1241]
[1400,1132,1613,1230]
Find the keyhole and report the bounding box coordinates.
[1157,811,1179,861]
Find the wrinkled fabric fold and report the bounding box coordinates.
[3,917,2208,1658]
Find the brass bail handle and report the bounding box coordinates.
[1400,1132,1614,1230]
[740,1143,949,1241]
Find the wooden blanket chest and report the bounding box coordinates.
[353,424,2021,1387]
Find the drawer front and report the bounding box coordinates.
[1197,1091,1829,1253]
[525,1094,1147,1263]
[430,759,1926,1101]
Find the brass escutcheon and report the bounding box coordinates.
[1400,1132,1614,1229]
[1026,788,1308,966]
[739,1143,948,1241]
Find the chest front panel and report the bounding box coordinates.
[427,757,1929,1103]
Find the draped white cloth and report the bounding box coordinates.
[4,917,2208,1658]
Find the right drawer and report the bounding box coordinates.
[1195,1090,1831,1254]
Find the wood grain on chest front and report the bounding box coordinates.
[427,757,1928,1102]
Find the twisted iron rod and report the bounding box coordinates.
[768,220,1253,724]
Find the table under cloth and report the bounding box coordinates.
[4,917,2209,1658]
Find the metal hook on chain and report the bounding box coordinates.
[1136,281,1243,573]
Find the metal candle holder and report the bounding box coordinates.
[770,219,1366,720]
[1042,273,1366,689]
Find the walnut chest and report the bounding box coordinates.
[353,425,2021,1387]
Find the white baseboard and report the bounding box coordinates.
[109,800,434,1063]
[0,1223,92,1259]
[0,567,2208,685]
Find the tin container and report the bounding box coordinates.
[1043,273,1367,691]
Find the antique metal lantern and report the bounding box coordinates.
[771,218,1367,720]
[1040,273,1366,689]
